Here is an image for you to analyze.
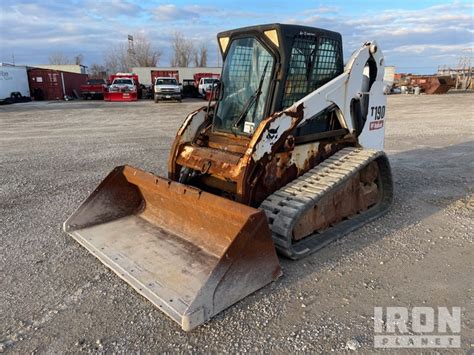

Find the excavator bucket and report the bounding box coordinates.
[64,166,281,331]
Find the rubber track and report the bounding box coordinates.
[259,147,393,259]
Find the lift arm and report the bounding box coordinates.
[249,41,387,162]
[295,41,385,132]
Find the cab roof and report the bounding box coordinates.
[217,23,341,42]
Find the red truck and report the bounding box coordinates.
[104,73,140,102]
[194,73,220,97]
[150,70,179,85]
[80,78,108,99]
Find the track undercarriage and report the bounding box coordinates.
[260,147,393,259]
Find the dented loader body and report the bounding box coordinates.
[65,24,393,330]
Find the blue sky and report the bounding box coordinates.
[0,0,472,73]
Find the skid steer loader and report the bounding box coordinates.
[64,24,393,330]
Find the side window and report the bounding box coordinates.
[282,35,343,139]
[311,38,341,89]
[281,37,316,108]
[282,35,343,109]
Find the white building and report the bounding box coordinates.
[132,67,222,85]
[32,64,87,74]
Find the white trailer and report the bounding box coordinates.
[0,64,30,101]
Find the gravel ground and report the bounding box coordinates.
[1,94,473,353]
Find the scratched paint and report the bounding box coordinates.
[251,113,293,161]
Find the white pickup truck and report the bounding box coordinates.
[198,77,219,97]
[154,77,182,102]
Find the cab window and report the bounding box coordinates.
[282,34,343,139]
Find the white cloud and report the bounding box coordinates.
[301,6,340,15]
[389,43,474,54]
[0,1,472,73]
[152,4,261,22]
[153,4,201,21]
[85,0,143,17]
[290,1,473,72]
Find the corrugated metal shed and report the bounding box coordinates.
[133,67,222,85]
[28,68,88,100]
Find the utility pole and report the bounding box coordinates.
[127,35,136,72]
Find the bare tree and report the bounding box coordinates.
[104,43,130,74]
[89,63,107,79]
[193,43,207,67]
[48,52,71,65]
[74,54,84,65]
[171,32,194,67]
[104,34,162,74]
[133,33,162,67]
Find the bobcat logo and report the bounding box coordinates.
[266,126,279,140]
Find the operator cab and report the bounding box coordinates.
[214,23,344,139]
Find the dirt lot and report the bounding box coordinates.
[1,94,473,353]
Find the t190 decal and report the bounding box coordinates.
[369,105,385,130]
[370,105,385,120]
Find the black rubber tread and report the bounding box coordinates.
[259,147,393,260]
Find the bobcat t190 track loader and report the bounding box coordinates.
[64,24,393,331]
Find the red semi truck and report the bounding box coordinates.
[104,73,140,102]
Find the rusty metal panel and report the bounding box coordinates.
[28,68,62,100]
[293,160,381,240]
[28,68,87,100]
[168,103,307,205]
[60,71,88,97]
[409,75,455,94]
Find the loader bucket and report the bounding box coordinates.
[64,166,281,331]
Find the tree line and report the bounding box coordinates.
[48,32,208,78]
